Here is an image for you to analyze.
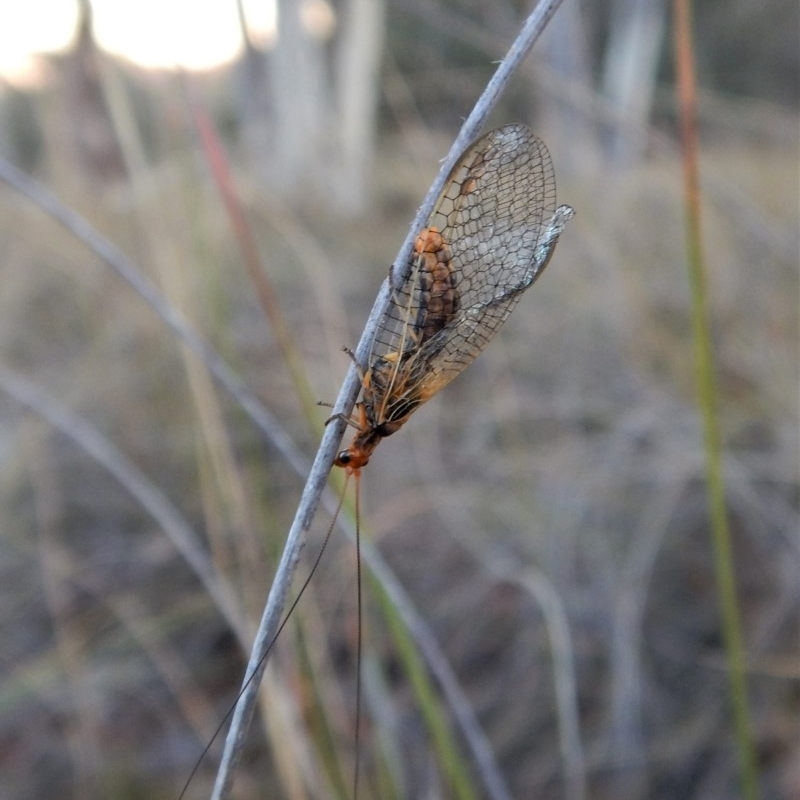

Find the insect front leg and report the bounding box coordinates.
[318,401,354,426]
[323,404,369,431]
[340,345,375,386]
[322,347,373,431]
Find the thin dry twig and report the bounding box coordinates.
[211,2,570,797]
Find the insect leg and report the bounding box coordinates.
[323,410,365,431]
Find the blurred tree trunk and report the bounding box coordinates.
[334,0,385,215]
[536,0,593,173]
[61,0,126,186]
[271,0,330,198]
[601,0,667,162]
[260,0,385,216]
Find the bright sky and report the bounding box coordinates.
[0,0,281,86]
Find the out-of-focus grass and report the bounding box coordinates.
[0,49,797,800]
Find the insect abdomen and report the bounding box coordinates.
[413,227,461,342]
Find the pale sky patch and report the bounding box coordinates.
[0,0,279,86]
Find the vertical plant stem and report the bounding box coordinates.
[210,2,569,797]
[672,2,759,798]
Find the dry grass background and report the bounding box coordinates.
[0,4,797,800]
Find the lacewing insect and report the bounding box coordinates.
[180,125,573,800]
[324,124,573,798]
[333,123,574,473]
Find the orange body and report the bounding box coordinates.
[335,228,458,472]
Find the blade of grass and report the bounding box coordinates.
[95,58,274,621]
[672,2,760,798]
[189,91,322,426]
[376,573,479,800]
[360,532,514,800]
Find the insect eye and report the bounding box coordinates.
[336,450,351,466]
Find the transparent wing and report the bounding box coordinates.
[369,124,573,413]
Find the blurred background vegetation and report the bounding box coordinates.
[0,1,797,799]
